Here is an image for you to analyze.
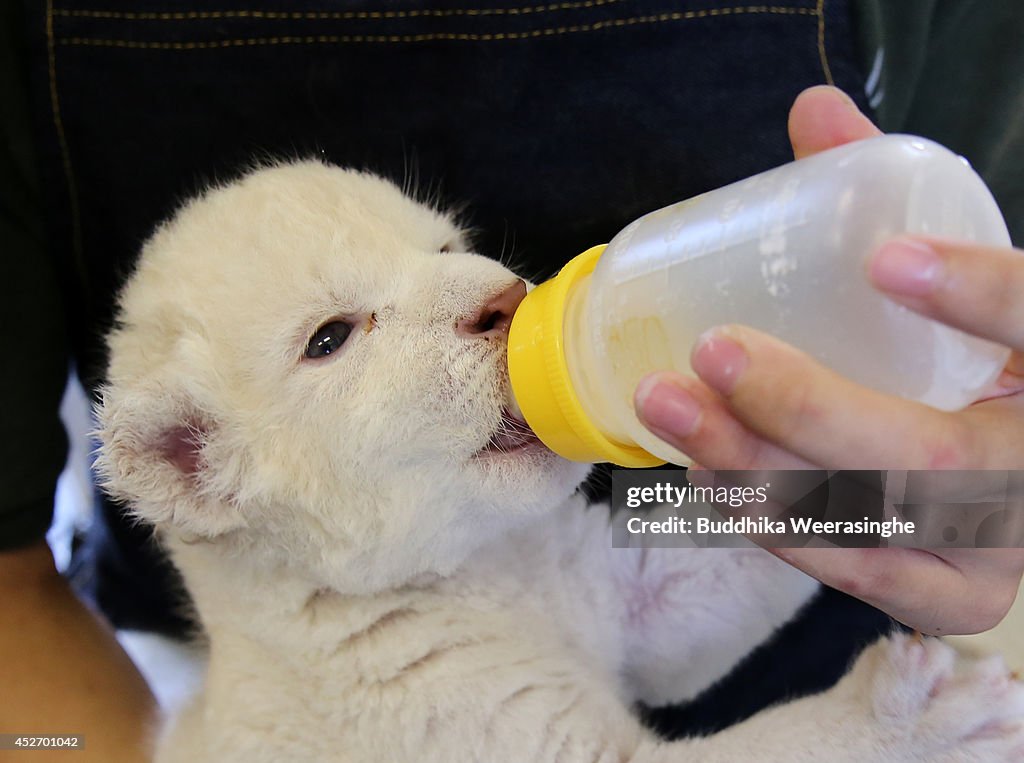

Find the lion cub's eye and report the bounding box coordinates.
[305,321,353,359]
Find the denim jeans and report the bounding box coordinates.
[23,0,892,735]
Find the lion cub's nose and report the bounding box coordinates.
[456,279,527,339]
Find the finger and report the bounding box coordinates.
[688,324,973,469]
[770,547,1020,635]
[634,371,813,469]
[788,85,882,160]
[974,352,1024,401]
[867,237,1024,352]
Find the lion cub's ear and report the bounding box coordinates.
[94,375,248,538]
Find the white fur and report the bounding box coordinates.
[95,162,1024,762]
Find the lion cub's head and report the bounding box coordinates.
[96,162,589,594]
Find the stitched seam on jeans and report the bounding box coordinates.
[53,0,628,20]
[56,6,819,47]
[816,0,834,85]
[46,0,88,298]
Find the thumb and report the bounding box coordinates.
[788,85,882,160]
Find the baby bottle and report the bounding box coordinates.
[507,134,1012,466]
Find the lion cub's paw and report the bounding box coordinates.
[848,633,1024,762]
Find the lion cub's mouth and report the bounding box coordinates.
[478,408,543,456]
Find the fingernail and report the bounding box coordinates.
[691,329,748,394]
[824,85,859,112]
[803,84,860,115]
[635,375,702,438]
[869,238,944,296]
[835,89,864,116]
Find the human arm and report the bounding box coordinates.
[0,542,156,763]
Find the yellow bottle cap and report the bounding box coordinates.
[508,245,666,467]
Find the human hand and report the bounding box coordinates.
[632,85,1024,635]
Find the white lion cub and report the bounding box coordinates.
[96,161,1024,762]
